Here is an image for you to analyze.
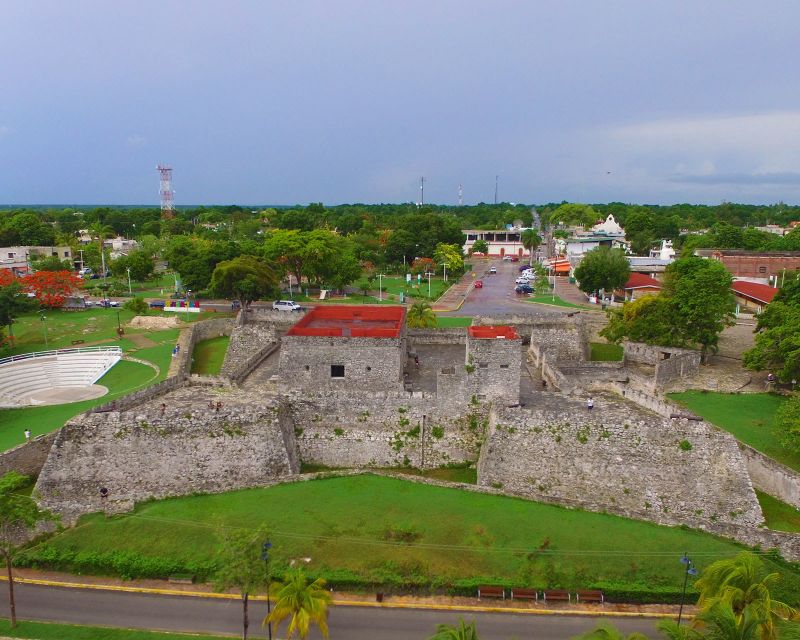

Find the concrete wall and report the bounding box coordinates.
[0,432,58,477]
[35,385,299,523]
[478,398,763,529]
[279,335,406,392]
[623,342,700,387]
[739,443,800,509]
[407,328,467,345]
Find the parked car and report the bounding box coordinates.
[519,264,532,272]
[149,300,166,309]
[515,276,532,285]
[515,284,534,294]
[510,255,520,262]
[474,280,483,288]
[489,266,497,274]
[273,300,302,311]
[502,255,513,262]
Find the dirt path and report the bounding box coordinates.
[126,333,158,348]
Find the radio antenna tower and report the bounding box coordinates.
[458,183,463,206]
[157,164,175,218]
[494,175,499,205]
[420,176,425,206]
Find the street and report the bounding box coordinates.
[0,581,662,639]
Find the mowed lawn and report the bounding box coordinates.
[191,336,231,375]
[0,620,231,640]
[668,391,799,472]
[434,316,472,328]
[756,490,800,534]
[30,475,800,603]
[523,295,584,309]
[590,342,624,362]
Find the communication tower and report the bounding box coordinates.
[157,164,175,218]
[458,183,463,206]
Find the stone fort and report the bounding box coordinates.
[29,305,800,559]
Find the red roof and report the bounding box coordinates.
[468,325,520,340]
[286,305,406,338]
[624,273,662,290]
[731,281,778,304]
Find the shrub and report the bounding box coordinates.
[124,297,149,315]
[679,439,693,451]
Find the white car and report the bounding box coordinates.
[489,266,497,274]
[515,277,532,285]
[273,300,302,312]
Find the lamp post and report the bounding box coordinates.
[126,267,132,295]
[378,273,386,301]
[261,540,273,640]
[40,314,48,349]
[442,262,448,283]
[426,271,433,298]
[677,553,698,626]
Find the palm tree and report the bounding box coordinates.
[406,301,438,328]
[521,229,542,266]
[694,552,798,640]
[571,621,649,640]
[696,602,765,640]
[428,618,480,640]
[265,569,331,639]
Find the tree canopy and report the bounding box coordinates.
[574,247,630,295]
[209,256,279,307]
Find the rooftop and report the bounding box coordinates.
[731,280,778,304]
[624,273,662,290]
[286,305,406,338]
[468,325,520,340]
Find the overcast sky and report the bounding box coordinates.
[2,1,799,206]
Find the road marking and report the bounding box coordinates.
[0,575,688,619]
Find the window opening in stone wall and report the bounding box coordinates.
[479,363,489,369]
[304,365,310,371]
[366,366,371,371]
[500,364,509,369]
[331,365,345,378]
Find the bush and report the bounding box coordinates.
[124,297,149,315]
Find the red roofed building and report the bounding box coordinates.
[731,280,778,313]
[620,273,662,301]
[280,305,408,391]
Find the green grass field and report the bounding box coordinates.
[523,295,584,309]
[191,336,231,375]
[756,490,800,533]
[0,620,232,640]
[24,474,800,603]
[590,342,624,361]
[434,316,473,327]
[668,391,799,472]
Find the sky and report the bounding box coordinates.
[1,1,800,206]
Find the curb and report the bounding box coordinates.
[0,576,688,620]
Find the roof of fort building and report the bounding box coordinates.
[468,325,520,340]
[286,305,406,339]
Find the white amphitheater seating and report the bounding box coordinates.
[0,347,122,407]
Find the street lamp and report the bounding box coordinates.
[126,267,132,295]
[442,262,449,283]
[40,314,49,349]
[377,273,386,301]
[261,540,273,640]
[677,553,698,626]
[425,271,433,298]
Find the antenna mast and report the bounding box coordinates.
[458,183,463,206]
[494,175,499,205]
[157,164,175,218]
[420,176,425,205]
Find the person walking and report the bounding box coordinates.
[24,429,31,442]
[587,397,594,411]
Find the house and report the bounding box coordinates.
[0,246,73,276]
[695,249,800,282]
[463,228,530,259]
[103,237,139,259]
[731,280,778,314]
[620,273,662,301]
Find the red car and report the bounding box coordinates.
[474,280,483,288]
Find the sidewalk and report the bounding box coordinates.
[432,263,484,312]
[6,568,694,619]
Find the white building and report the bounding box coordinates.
[104,237,139,259]
[463,228,530,259]
[0,246,73,276]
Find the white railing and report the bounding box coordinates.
[0,346,123,368]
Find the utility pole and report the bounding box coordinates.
[126,267,132,295]
[378,273,386,301]
[494,175,498,205]
[420,177,425,205]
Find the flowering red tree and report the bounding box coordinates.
[0,270,16,287]
[410,257,436,276]
[22,271,81,308]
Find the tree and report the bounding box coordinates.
[694,552,798,640]
[571,621,649,640]
[663,258,735,363]
[123,297,149,315]
[601,295,678,346]
[774,394,800,454]
[470,239,489,256]
[550,203,598,229]
[111,250,154,282]
[209,256,279,309]
[428,618,480,640]
[266,569,331,640]
[406,302,438,328]
[411,257,436,276]
[521,229,542,265]
[0,276,36,345]
[0,471,54,628]
[31,255,72,272]
[22,270,81,308]
[262,230,308,287]
[214,525,270,640]
[574,247,630,296]
[433,243,464,275]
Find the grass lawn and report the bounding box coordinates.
[380,275,452,301]
[756,490,800,533]
[590,342,624,361]
[0,620,232,640]
[25,475,800,603]
[435,316,473,328]
[191,336,231,375]
[523,295,584,309]
[667,391,800,472]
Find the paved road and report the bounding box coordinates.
[455,258,567,317]
[0,582,661,639]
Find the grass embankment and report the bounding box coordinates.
[523,295,584,309]
[434,316,472,328]
[668,391,799,472]
[20,475,800,604]
[590,342,624,361]
[191,336,231,375]
[0,620,231,640]
[756,490,800,533]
